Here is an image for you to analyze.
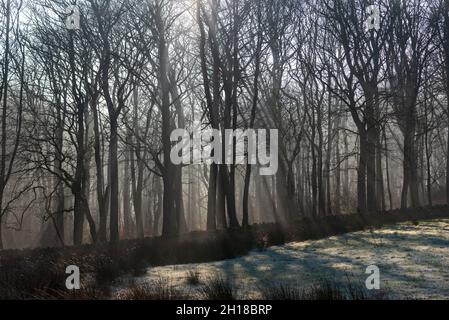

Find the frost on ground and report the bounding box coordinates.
[119,219,449,299]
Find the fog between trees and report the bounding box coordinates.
[0,0,449,249]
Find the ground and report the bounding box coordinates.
[118,219,449,299]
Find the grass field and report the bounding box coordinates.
[118,219,449,299]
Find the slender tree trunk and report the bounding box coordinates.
[311,139,318,216]
[123,144,132,238]
[174,165,187,233]
[92,95,109,242]
[0,0,11,250]
[54,84,65,246]
[109,117,120,242]
[216,168,227,229]
[424,97,433,206]
[198,1,219,231]
[384,128,393,210]
[326,79,333,215]
[317,108,325,216]
[0,215,3,249]
[446,122,449,204]
[442,0,449,204]
[146,192,153,236]
[153,176,163,236]
[376,130,385,212]
[402,122,420,208]
[187,166,192,230]
[335,129,341,215]
[207,163,218,230]
[343,130,350,207]
[358,131,368,214]
[366,124,377,212]
[82,114,97,243]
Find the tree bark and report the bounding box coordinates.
[124,141,132,238]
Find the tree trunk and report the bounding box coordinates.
[0,216,3,249]
[69,29,87,246]
[376,130,385,212]
[443,0,449,205]
[92,95,109,242]
[169,69,188,234]
[207,163,218,230]
[54,87,65,246]
[384,128,393,210]
[216,167,227,229]
[153,176,163,236]
[326,82,333,215]
[358,131,368,214]
[366,124,377,212]
[157,7,177,237]
[123,144,132,238]
[335,129,341,215]
[109,118,120,242]
[343,130,350,207]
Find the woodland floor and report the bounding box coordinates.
[2,207,449,299]
[117,219,449,299]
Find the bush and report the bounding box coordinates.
[117,278,187,300]
[259,282,303,300]
[260,276,388,300]
[0,258,66,299]
[303,277,364,300]
[33,286,111,300]
[91,255,122,286]
[198,274,236,300]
